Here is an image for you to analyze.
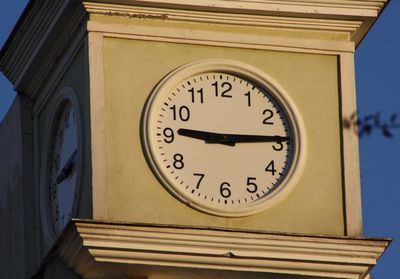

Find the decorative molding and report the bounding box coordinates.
[0,0,388,96]
[27,7,87,99]
[86,21,355,54]
[84,0,388,44]
[0,0,64,83]
[39,220,391,278]
[84,2,363,33]
[84,0,388,17]
[0,0,86,97]
[32,25,87,114]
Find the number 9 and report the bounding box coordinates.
[163,128,174,143]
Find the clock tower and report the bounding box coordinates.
[0,0,391,278]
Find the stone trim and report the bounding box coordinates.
[43,220,391,278]
[0,0,388,96]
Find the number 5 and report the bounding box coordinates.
[246,177,258,193]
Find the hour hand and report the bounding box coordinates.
[177,128,289,146]
[56,149,77,184]
[177,128,234,146]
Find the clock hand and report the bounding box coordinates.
[56,149,77,184]
[177,128,231,145]
[178,128,289,146]
[215,134,290,144]
[177,128,235,146]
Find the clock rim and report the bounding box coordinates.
[141,59,307,217]
[39,87,84,245]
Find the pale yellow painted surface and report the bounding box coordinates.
[103,37,344,235]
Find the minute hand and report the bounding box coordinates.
[178,128,289,146]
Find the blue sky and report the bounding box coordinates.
[1,1,399,277]
[355,1,400,276]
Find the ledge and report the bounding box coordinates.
[85,0,388,18]
[0,0,388,96]
[37,219,390,278]
[84,0,388,45]
[0,0,86,95]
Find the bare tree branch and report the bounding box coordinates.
[343,112,400,138]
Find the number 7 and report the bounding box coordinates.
[193,173,205,189]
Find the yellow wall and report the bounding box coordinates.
[103,37,344,235]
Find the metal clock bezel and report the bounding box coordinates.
[141,59,307,217]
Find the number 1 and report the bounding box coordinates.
[244,91,251,107]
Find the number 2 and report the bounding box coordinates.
[262,109,273,125]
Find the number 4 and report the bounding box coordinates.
[265,160,276,176]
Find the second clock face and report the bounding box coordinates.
[143,61,300,216]
[49,102,78,235]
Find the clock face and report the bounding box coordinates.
[49,102,78,234]
[142,60,302,216]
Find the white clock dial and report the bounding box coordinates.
[49,102,78,234]
[142,60,302,216]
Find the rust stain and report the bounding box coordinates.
[104,11,168,20]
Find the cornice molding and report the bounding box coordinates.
[0,0,388,96]
[39,220,391,278]
[84,2,363,34]
[0,0,86,96]
[82,0,388,55]
[83,0,388,45]
[85,0,388,18]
